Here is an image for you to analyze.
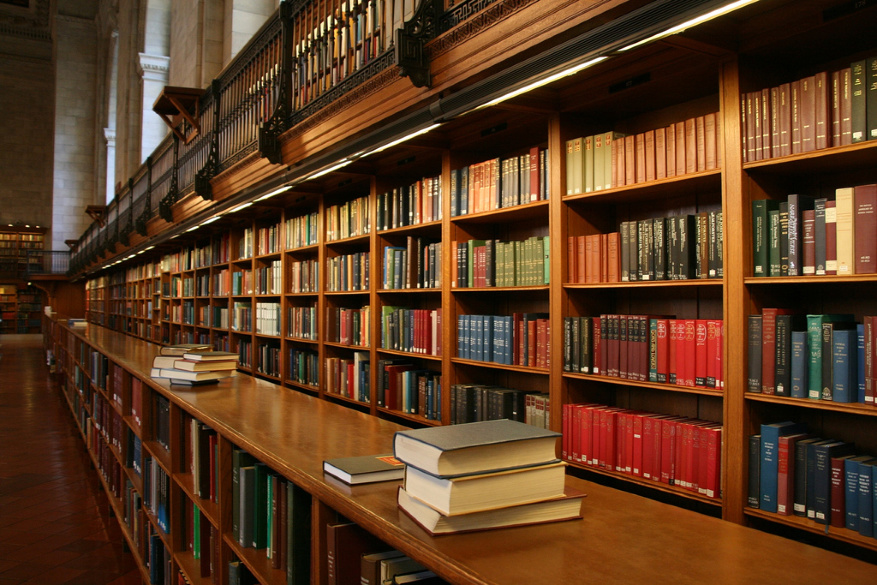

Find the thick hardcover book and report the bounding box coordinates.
[832,328,858,403]
[835,186,856,275]
[393,419,559,477]
[844,456,873,530]
[752,199,779,277]
[762,308,792,394]
[748,315,763,393]
[778,202,789,275]
[807,314,855,399]
[760,421,808,513]
[777,433,811,515]
[397,485,584,535]
[830,455,853,528]
[748,434,761,508]
[813,442,855,524]
[825,200,838,274]
[361,551,407,585]
[802,209,816,275]
[790,330,809,399]
[800,76,816,152]
[326,522,389,585]
[793,437,823,516]
[786,194,814,276]
[854,183,877,274]
[822,320,857,401]
[403,461,566,516]
[778,82,792,155]
[815,71,830,149]
[814,198,827,275]
[858,460,877,536]
[831,70,842,146]
[774,314,801,396]
[851,60,867,143]
[323,454,404,485]
[791,81,802,154]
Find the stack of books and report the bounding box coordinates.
[151,345,238,386]
[393,419,584,534]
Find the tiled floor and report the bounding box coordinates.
[0,334,142,585]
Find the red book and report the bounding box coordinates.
[854,183,877,273]
[830,455,850,528]
[527,319,538,367]
[631,413,645,476]
[703,425,723,498]
[592,317,602,375]
[562,403,573,461]
[612,133,624,187]
[760,89,771,160]
[802,209,816,275]
[770,87,781,158]
[715,320,724,389]
[567,236,576,283]
[705,112,717,170]
[661,418,681,484]
[576,235,586,284]
[777,433,810,515]
[761,308,793,394]
[529,146,540,201]
[601,233,609,282]
[753,91,763,160]
[607,232,621,283]
[583,405,604,466]
[814,71,829,150]
[603,408,621,471]
[695,319,708,387]
[536,318,548,369]
[680,319,697,387]
[656,318,670,383]
[706,319,719,388]
[668,318,679,384]
[641,414,658,479]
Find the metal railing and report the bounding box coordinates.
[26,251,70,277]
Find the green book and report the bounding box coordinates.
[232,449,256,545]
[768,208,781,276]
[752,199,779,277]
[806,314,854,400]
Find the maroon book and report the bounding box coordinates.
[802,209,816,275]
[753,91,763,160]
[830,455,850,528]
[854,183,877,273]
[645,130,656,181]
[624,135,636,185]
[770,87,781,157]
[777,433,811,515]
[761,308,793,394]
[814,72,829,150]
[326,522,389,585]
[668,319,679,384]
[760,89,771,160]
[655,127,666,179]
[831,70,842,147]
[840,67,852,145]
[656,318,670,383]
[778,82,792,156]
[635,133,646,184]
[681,319,697,387]
[791,80,802,154]
[705,112,718,170]
[800,75,816,152]
[665,124,676,177]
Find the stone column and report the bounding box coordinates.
[137,52,170,162]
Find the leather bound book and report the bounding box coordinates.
[635,133,646,184]
[814,71,829,149]
[645,130,656,182]
[705,113,717,170]
[831,71,842,146]
[696,115,707,172]
[685,118,697,174]
[840,67,853,145]
[770,87,781,157]
[868,57,877,141]
[854,183,877,274]
[760,90,771,160]
[800,75,816,152]
[791,80,802,154]
[778,82,792,156]
[675,121,686,176]
[851,60,867,143]
[624,135,636,185]
[655,127,666,179]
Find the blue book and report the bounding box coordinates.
[806,439,833,519]
[812,441,854,524]
[483,315,494,362]
[760,421,808,513]
[457,315,467,360]
[790,330,809,398]
[844,456,873,530]
[748,434,761,508]
[859,460,877,537]
[832,328,857,403]
[858,323,866,403]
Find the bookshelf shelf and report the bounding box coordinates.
[742,140,877,174]
[562,169,722,206]
[563,372,724,398]
[744,274,877,286]
[450,200,550,225]
[745,393,877,417]
[564,280,722,290]
[453,285,551,293]
[745,508,877,553]
[451,358,549,375]
[570,462,724,507]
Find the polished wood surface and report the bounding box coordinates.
[60,321,877,584]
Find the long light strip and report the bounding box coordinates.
[618,0,760,53]
[305,158,352,181]
[476,56,610,111]
[360,124,442,158]
[255,185,293,202]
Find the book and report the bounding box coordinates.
[326,522,389,585]
[361,551,406,585]
[402,460,567,516]
[747,315,762,393]
[760,421,807,513]
[322,454,405,485]
[159,343,212,356]
[181,350,239,361]
[393,419,560,477]
[752,199,779,277]
[397,485,584,535]
[172,359,238,372]
[835,186,855,275]
[152,367,236,382]
[854,183,877,274]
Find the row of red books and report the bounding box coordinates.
[562,404,722,499]
[563,315,725,389]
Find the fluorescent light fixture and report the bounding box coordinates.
[201,216,220,225]
[144,245,154,251]
[476,56,609,110]
[255,185,292,201]
[361,124,442,157]
[618,0,760,53]
[185,224,200,232]
[306,158,352,181]
[228,201,254,213]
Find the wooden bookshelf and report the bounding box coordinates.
[72,0,877,564]
[44,318,877,583]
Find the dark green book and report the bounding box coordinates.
[322,454,404,485]
[252,462,268,549]
[232,449,257,545]
[753,199,780,277]
[851,59,867,143]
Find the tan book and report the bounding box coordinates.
[705,113,717,170]
[835,186,855,275]
[665,124,676,177]
[675,121,686,176]
[655,127,666,179]
[696,115,706,172]
[624,135,636,185]
[645,130,656,182]
[685,118,697,174]
[635,133,646,183]
[588,134,599,192]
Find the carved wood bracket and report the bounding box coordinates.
[395,0,444,88]
[153,86,204,144]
